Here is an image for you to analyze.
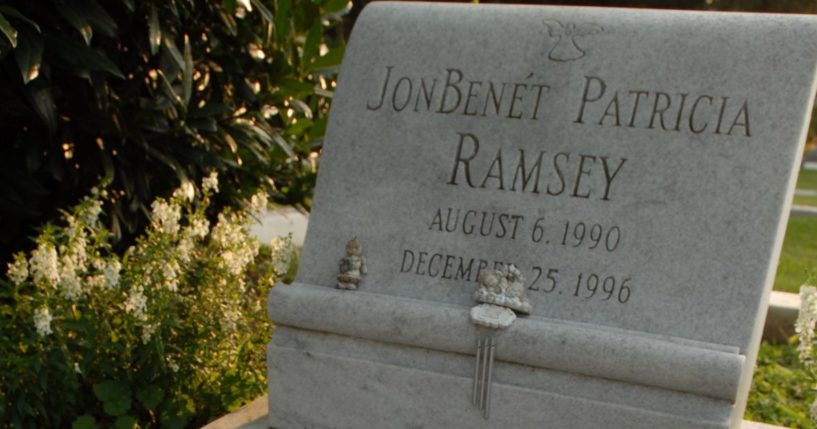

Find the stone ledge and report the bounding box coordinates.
[269,283,743,401]
[203,394,792,429]
[205,290,804,428]
[763,291,799,343]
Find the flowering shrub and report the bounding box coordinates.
[796,285,817,424]
[0,173,293,428]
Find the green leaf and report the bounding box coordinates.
[160,416,187,429]
[113,415,136,429]
[274,0,291,42]
[287,118,313,136]
[251,0,274,24]
[182,34,193,106]
[148,5,161,56]
[308,116,327,138]
[55,0,93,45]
[93,381,132,416]
[28,86,56,135]
[72,415,98,429]
[189,102,233,118]
[162,37,185,71]
[223,0,237,14]
[0,12,18,48]
[156,69,182,105]
[94,381,129,402]
[0,7,41,33]
[188,117,217,132]
[271,130,295,157]
[277,78,314,98]
[136,385,165,409]
[302,21,321,67]
[218,10,237,36]
[14,26,43,84]
[289,99,312,119]
[48,35,125,79]
[83,0,117,38]
[321,0,350,15]
[307,45,344,72]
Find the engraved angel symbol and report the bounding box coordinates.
[543,20,603,62]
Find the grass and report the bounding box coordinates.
[748,168,817,425]
[798,169,817,191]
[775,216,817,293]
[773,169,817,293]
[746,340,815,428]
[794,195,817,207]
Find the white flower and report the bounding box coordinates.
[249,191,269,215]
[222,250,241,275]
[80,199,104,226]
[33,306,53,337]
[221,307,240,333]
[212,213,254,249]
[151,199,181,235]
[202,171,219,193]
[67,239,88,272]
[189,217,210,239]
[270,234,294,277]
[167,356,179,373]
[59,257,83,301]
[163,260,180,292]
[85,274,105,289]
[30,244,60,288]
[811,397,817,424]
[796,285,817,365]
[141,323,156,344]
[125,286,148,322]
[74,362,82,374]
[7,253,29,285]
[177,236,194,264]
[173,181,196,202]
[103,259,121,289]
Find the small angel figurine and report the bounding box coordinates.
[337,238,367,290]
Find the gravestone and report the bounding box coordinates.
[267,3,817,428]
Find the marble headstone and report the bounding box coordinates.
[267,3,817,428]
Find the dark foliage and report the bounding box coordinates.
[0,0,347,265]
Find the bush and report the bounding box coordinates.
[0,174,294,428]
[0,0,347,264]
[746,339,816,428]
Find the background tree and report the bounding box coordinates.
[0,0,348,265]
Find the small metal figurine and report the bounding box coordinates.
[337,238,366,290]
[470,264,532,419]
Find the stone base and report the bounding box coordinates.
[268,326,736,429]
[204,396,789,429]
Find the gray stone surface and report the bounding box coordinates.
[268,2,817,428]
[211,397,793,429]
